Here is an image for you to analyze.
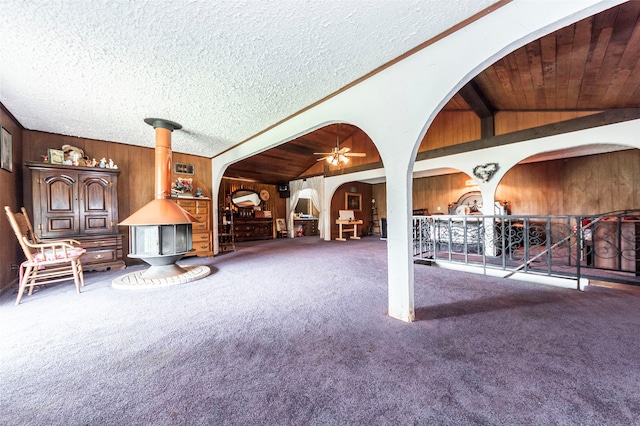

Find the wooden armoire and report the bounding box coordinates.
[26,161,126,271]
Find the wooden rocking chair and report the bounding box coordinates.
[4,206,86,305]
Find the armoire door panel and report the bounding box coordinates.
[44,176,76,212]
[82,176,110,212]
[48,217,75,233]
[84,216,110,233]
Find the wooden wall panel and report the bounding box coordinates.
[412,173,473,214]
[616,149,639,208]
[344,130,381,167]
[0,106,24,292]
[378,149,640,219]
[172,152,213,198]
[494,111,599,135]
[372,183,386,223]
[21,131,212,263]
[496,149,639,215]
[299,158,325,178]
[418,111,480,152]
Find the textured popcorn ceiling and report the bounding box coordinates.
[0,0,496,158]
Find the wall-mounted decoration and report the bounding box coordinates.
[345,192,362,211]
[1,127,12,172]
[472,163,499,183]
[48,148,65,165]
[174,162,194,175]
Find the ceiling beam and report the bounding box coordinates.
[416,108,640,161]
[459,80,495,138]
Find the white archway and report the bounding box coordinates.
[212,1,622,322]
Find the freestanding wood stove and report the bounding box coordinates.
[120,118,199,280]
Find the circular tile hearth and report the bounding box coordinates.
[112,265,211,290]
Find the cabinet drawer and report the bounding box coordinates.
[82,248,117,264]
[177,200,196,208]
[81,237,119,248]
[180,207,209,217]
[193,221,209,231]
[193,213,210,224]
[192,241,212,253]
[192,231,211,242]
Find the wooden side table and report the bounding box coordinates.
[336,219,363,241]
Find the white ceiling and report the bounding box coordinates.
[0,0,497,158]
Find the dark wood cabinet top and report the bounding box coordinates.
[26,161,121,175]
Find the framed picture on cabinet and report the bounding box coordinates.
[48,149,65,165]
[345,192,362,211]
[1,127,12,172]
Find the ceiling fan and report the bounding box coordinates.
[313,123,366,166]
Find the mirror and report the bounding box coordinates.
[231,189,261,208]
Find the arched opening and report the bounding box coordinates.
[215,123,382,247]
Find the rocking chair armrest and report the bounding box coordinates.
[23,238,78,251]
[32,236,81,246]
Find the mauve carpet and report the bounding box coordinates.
[1,236,640,425]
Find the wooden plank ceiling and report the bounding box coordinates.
[224,1,640,184]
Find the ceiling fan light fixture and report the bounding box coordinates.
[326,153,349,166]
[314,123,365,167]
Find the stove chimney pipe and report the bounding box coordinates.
[144,118,182,200]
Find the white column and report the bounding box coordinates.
[385,165,415,322]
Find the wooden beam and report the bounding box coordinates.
[459,81,494,118]
[459,80,495,138]
[416,108,640,161]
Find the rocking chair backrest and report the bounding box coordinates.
[4,206,36,262]
[20,207,40,244]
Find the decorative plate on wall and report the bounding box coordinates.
[259,189,270,201]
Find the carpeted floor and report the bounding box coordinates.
[1,236,639,425]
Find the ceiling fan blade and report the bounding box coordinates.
[316,156,331,161]
[313,152,333,155]
[344,152,366,157]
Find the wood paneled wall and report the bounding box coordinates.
[0,106,24,291]
[497,149,640,215]
[418,111,481,151]
[374,149,639,218]
[372,183,387,223]
[412,173,474,214]
[329,182,373,239]
[21,130,213,263]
